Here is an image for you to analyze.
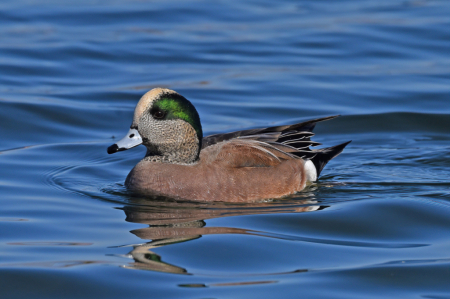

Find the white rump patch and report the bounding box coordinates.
[304,160,317,182]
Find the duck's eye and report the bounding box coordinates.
[152,109,166,119]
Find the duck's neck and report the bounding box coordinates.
[143,139,200,164]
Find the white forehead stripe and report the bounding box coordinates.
[133,88,178,124]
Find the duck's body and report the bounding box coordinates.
[108,88,350,202]
[126,139,310,202]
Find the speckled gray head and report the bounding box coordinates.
[107,88,203,164]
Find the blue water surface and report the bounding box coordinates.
[1,0,450,298]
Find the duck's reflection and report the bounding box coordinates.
[117,192,327,274]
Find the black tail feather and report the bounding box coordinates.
[311,141,351,177]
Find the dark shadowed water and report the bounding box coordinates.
[1,0,450,298]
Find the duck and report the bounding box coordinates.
[107,88,350,202]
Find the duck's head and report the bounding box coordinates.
[107,88,203,164]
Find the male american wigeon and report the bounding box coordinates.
[108,88,350,202]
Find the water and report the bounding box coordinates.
[1,0,450,298]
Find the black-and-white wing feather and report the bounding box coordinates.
[202,115,339,160]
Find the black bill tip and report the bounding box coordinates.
[107,144,119,154]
